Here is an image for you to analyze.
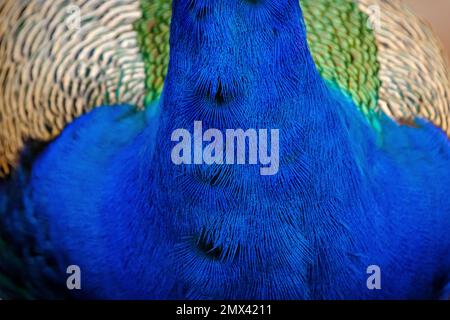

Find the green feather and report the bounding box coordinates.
[301,0,381,130]
[135,0,172,106]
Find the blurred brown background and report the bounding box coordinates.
[404,0,450,57]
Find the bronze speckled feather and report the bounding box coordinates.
[0,0,449,178]
[358,0,450,135]
[0,0,147,177]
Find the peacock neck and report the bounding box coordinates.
[148,0,365,202]
[160,0,326,130]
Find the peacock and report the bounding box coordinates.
[0,0,449,299]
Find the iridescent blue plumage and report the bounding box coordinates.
[2,0,450,299]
